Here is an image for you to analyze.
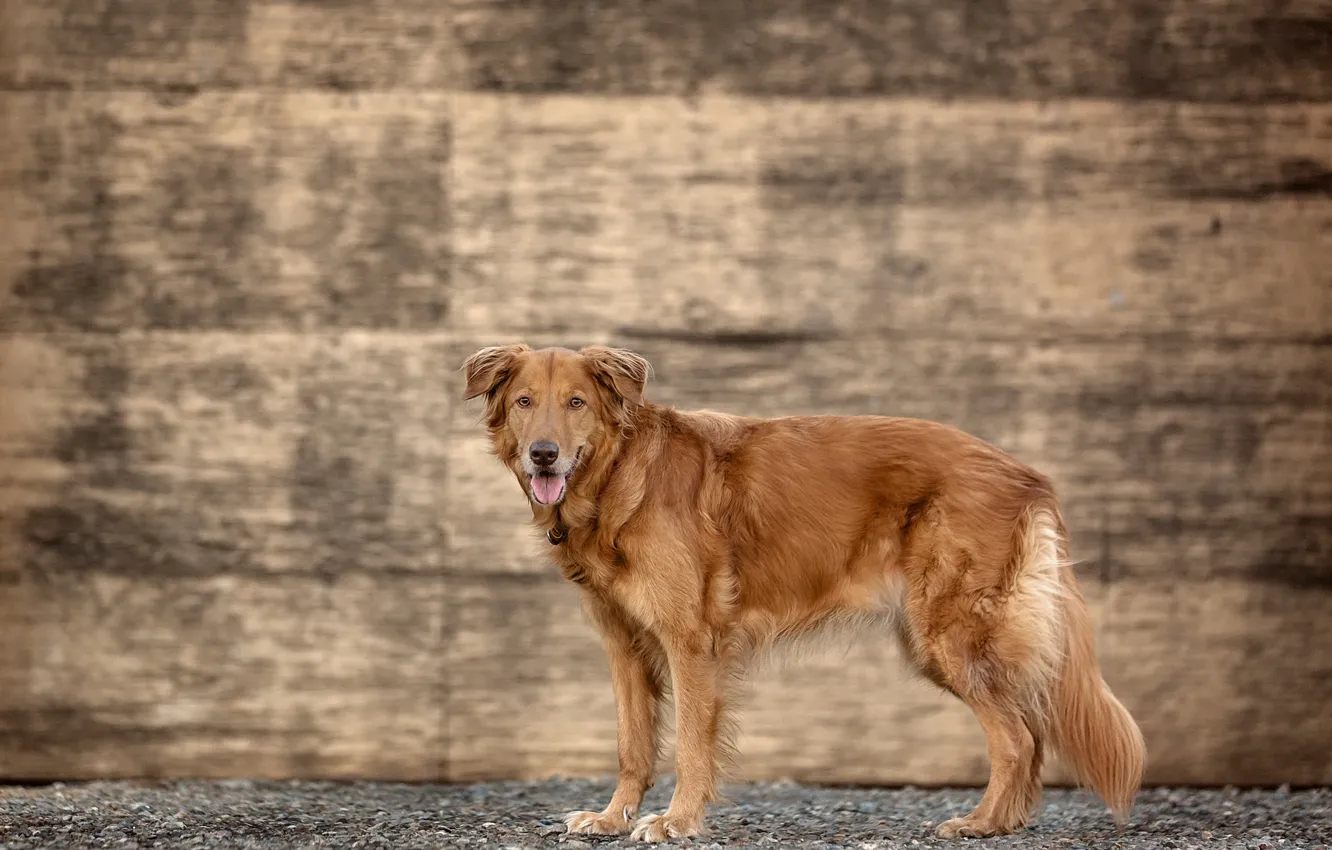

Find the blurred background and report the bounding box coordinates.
[0,0,1329,790]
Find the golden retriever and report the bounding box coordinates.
[463,343,1146,843]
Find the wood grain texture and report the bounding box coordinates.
[0,332,453,778]
[1099,578,1332,786]
[0,0,458,90]
[0,92,451,331]
[450,0,1332,101]
[2,0,1330,787]
[445,575,617,781]
[451,95,1332,341]
[0,570,446,780]
[0,333,453,581]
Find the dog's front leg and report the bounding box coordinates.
[564,617,662,836]
[631,636,719,843]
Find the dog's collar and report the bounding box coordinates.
[546,514,586,584]
[547,506,569,546]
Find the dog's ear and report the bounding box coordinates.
[463,344,529,402]
[581,346,652,414]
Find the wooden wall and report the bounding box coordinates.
[1,0,1330,786]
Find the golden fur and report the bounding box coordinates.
[463,344,1146,843]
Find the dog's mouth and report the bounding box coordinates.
[528,449,582,506]
[529,471,568,505]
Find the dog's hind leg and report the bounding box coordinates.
[1022,713,1047,818]
[897,616,1048,836]
[895,509,1067,837]
[902,505,1073,838]
[935,694,1042,837]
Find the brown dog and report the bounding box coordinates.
[463,343,1146,843]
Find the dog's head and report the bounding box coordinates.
[462,344,651,506]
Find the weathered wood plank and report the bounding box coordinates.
[445,434,549,577]
[0,333,452,580]
[450,95,1332,340]
[0,331,453,780]
[0,0,457,90]
[446,334,1332,592]
[0,92,450,332]
[1098,578,1332,786]
[450,0,1332,102]
[446,576,618,781]
[0,570,446,780]
[446,572,1330,786]
[759,99,1332,205]
[246,1,458,90]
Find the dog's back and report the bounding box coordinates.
[641,409,1057,634]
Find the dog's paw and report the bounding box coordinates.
[630,812,702,843]
[935,815,1004,839]
[563,808,633,836]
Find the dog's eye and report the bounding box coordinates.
[569,397,585,409]
[516,396,531,408]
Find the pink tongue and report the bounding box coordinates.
[531,473,566,504]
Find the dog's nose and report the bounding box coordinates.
[529,441,559,467]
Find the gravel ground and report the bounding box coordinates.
[0,778,1326,850]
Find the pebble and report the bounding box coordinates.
[0,781,1325,849]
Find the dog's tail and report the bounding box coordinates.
[1026,510,1146,826]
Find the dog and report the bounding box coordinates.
[462,343,1146,843]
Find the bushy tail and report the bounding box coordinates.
[1049,567,1147,825]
